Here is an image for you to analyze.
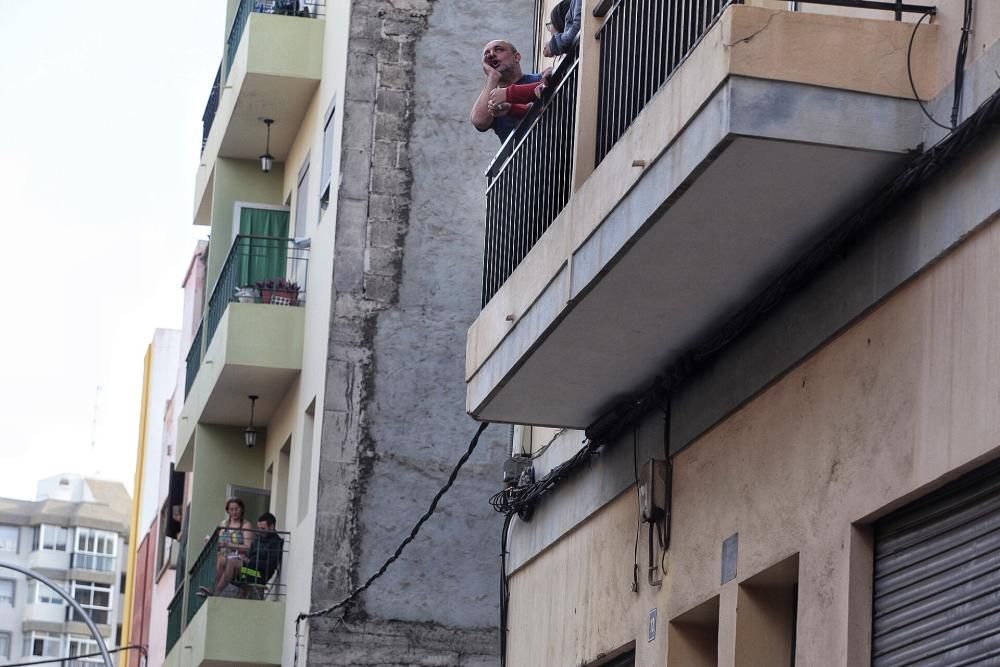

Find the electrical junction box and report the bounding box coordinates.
[639,459,669,523]
[503,456,533,489]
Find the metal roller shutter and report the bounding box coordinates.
[873,459,1000,666]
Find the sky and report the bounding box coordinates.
[0,2,226,500]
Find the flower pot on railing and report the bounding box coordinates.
[255,279,300,306]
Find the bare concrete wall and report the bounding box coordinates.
[308,0,533,664]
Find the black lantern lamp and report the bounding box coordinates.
[244,395,259,448]
[259,119,274,173]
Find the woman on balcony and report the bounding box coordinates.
[199,497,254,597]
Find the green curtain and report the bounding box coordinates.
[235,207,289,287]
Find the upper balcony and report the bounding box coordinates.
[164,527,289,667]
[195,1,325,222]
[466,1,940,428]
[178,235,308,468]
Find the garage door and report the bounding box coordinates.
[873,459,1000,665]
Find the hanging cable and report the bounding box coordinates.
[908,11,951,130]
[292,422,491,655]
[631,425,640,593]
[499,511,515,667]
[951,0,974,127]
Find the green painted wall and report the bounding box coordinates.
[208,158,286,292]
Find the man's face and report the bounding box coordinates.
[483,41,520,76]
[257,520,272,531]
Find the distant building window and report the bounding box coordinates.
[33,525,68,551]
[70,581,112,625]
[24,632,61,658]
[0,579,13,607]
[68,635,101,664]
[0,631,8,659]
[73,528,116,572]
[0,525,17,552]
[319,96,336,212]
[28,579,65,605]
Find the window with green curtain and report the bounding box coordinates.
[235,207,290,287]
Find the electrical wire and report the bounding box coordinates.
[292,422,491,643]
[7,645,147,667]
[951,0,974,127]
[907,11,951,131]
[631,425,640,593]
[499,511,515,667]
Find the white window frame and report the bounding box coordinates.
[35,524,68,551]
[319,94,337,213]
[0,631,9,659]
[74,528,117,572]
[25,631,61,658]
[28,579,65,605]
[70,581,112,625]
[68,635,102,663]
[0,578,13,607]
[0,525,18,553]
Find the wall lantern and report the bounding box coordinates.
[259,118,274,173]
[244,394,260,448]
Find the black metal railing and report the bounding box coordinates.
[202,64,222,152]
[204,235,309,352]
[224,0,328,81]
[596,0,732,165]
[595,0,936,164]
[166,584,184,655]
[482,49,580,306]
[70,553,115,572]
[184,321,204,399]
[186,526,289,623]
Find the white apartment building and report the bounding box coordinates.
[0,475,130,665]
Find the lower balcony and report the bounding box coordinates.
[466,3,939,428]
[164,527,288,667]
[178,236,307,469]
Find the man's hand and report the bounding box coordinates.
[488,88,509,106]
[488,101,511,118]
[543,43,553,58]
[483,63,502,86]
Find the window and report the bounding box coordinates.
[294,158,310,239]
[68,636,101,664]
[33,524,68,551]
[70,581,112,624]
[73,528,117,572]
[0,631,8,659]
[28,579,65,605]
[0,525,18,552]
[319,95,337,211]
[25,632,61,658]
[0,579,13,607]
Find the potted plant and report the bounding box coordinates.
[256,278,300,305]
[235,286,259,304]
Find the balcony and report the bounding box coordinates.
[195,0,325,218]
[163,527,288,667]
[178,236,308,467]
[466,1,939,428]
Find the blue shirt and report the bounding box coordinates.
[493,73,544,142]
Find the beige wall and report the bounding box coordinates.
[506,205,1000,664]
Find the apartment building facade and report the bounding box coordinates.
[0,475,130,665]
[165,1,528,666]
[468,0,1000,665]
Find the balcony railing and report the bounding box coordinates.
[166,583,184,655]
[482,48,580,306]
[184,321,204,398]
[185,526,289,624]
[204,235,309,349]
[70,553,115,572]
[480,0,936,307]
[201,64,222,152]
[181,236,306,397]
[223,0,327,81]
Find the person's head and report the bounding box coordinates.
[257,512,277,531]
[224,497,245,522]
[482,40,523,83]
